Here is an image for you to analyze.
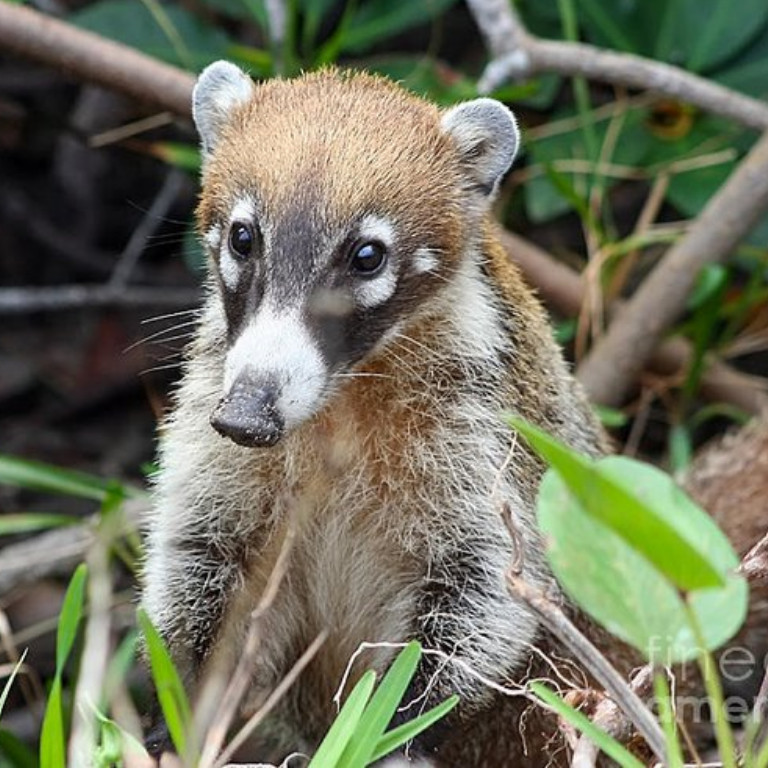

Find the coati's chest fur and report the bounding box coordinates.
[142,64,607,765]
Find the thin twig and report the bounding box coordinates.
[214,630,328,768]
[505,574,667,763]
[0,284,200,314]
[465,0,768,132]
[198,524,298,768]
[109,170,187,288]
[578,129,768,406]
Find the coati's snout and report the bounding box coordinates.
[210,373,283,447]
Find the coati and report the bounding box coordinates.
[142,62,611,766]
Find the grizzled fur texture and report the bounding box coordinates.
[142,64,608,766]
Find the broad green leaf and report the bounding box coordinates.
[39,678,65,768]
[71,0,232,70]
[369,694,459,763]
[508,416,725,591]
[309,671,376,767]
[340,0,459,55]
[0,650,26,718]
[0,728,38,768]
[361,56,477,105]
[0,455,112,502]
[531,682,645,768]
[337,641,421,767]
[537,466,747,662]
[55,564,88,675]
[137,609,193,760]
[0,513,80,537]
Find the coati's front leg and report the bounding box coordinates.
[393,532,547,765]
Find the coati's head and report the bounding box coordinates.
[194,61,519,448]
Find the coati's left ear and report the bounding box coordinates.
[440,98,519,199]
[193,61,255,156]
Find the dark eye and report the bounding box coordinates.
[350,241,386,275]
[229,222,254,259]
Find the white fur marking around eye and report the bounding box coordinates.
[215,197,257,291]
[224,304,327,428]
[203,224,221,251]
[353,214,398,308]
[359,214,396,247]
[412,248,440,274]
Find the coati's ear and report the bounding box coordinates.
[440,98,519,199]
[193,61,255,155]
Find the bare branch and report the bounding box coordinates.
[506,573,667,763]
[466,0,768,132]
[0,499,145,597]
[570,667,653,768]
[0,2,194,116]
[0,284,200,314]
[577,130,768,406]
[499,230,768,415]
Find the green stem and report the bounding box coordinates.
[653,669,685,768]
[683,600,738,768]
[557,0,598,162]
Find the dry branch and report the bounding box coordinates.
[500,230,768,415]
[0,285,200,313]
[578,130,768,406]
[465,0,768,132]
[505,573,666,762]
[0,2,194,116]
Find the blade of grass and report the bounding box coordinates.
[653,671,684,768]
[531,682,645,768]
[39,677,65,768]
[0,456,113,502]
[55,564,88,676]
[137,608,193,761]
[0,513,81,537]
[337,641,421,768]
[369,694,459,763]
[0,728,38,768]
[308,670,377,767]
[0,649,27,718]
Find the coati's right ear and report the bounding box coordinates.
[193,61,255,155]
[441,98,520,200]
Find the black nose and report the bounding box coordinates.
[210,374,285,448]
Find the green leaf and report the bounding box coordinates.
[39,677,65,768]
[0,513,81,537]
[145,142,202,173]
[369,694,459,763]
[593,405,628,428]
[687,264,729,310]
[0,728,39,768]
[536,464,747,662]
[361,56,477,105]
[0,650,26,718]
[309,671,377,767]
[0,456,113,502]
[340,0,459,55]
[507,416,725,591]
[530,682,645,768]
[337,641,421,767]
[137,609,193,760]
[70,0,232,71]
[55,564,88,676]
